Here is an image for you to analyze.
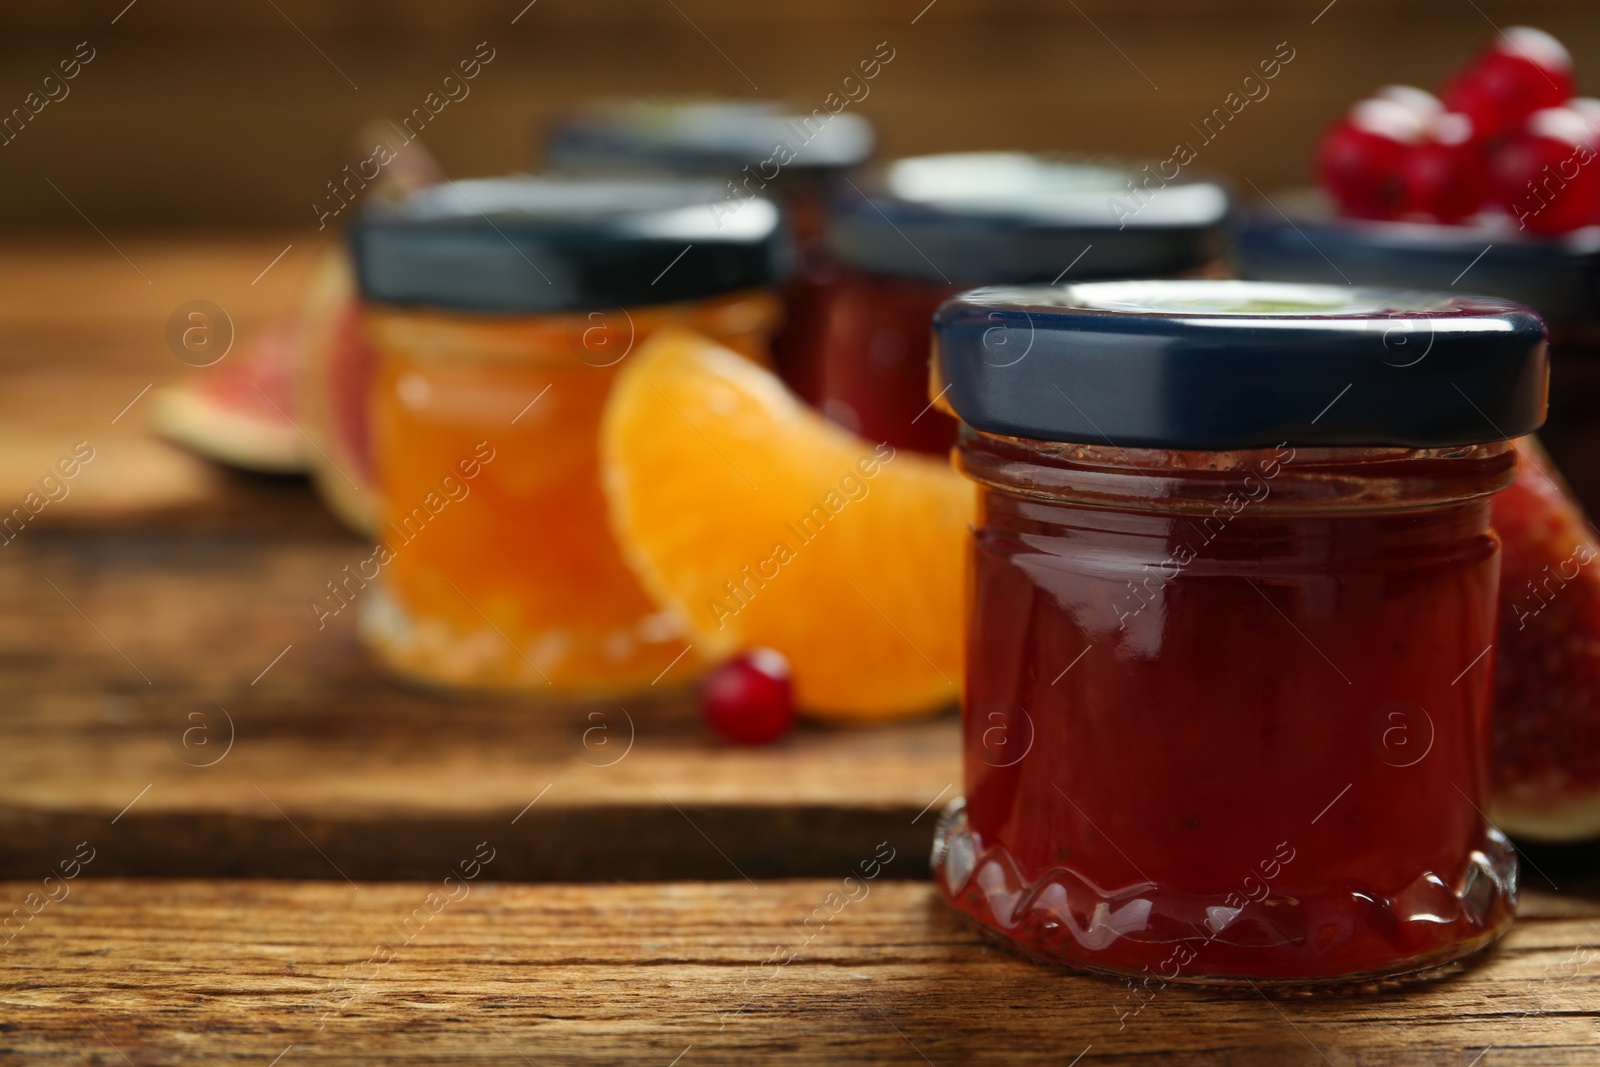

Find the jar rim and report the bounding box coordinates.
[956,430,1517,515]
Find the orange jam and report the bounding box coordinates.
[361,293,780,692]
[348,175,787,693]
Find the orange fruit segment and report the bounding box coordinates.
[601,328,973,721]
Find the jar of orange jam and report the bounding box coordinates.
[348,178,786,692]
[801,153,1230,453]
[930,280,1549,987]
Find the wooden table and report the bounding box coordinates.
[4,881,1599,1066]
[3,238,1599,1064]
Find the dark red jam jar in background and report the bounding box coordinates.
[929,280,1549,986]
[1236,203,1600,512]
[540,98,875,390]
[806,153,1230,454]
[543,98,873,238]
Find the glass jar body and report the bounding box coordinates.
[360,291,780,693]
[934,431,1520,987]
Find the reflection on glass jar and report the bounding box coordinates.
[349,177,786,693]
[930,280,1549,987]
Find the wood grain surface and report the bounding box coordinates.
[2,878,1598,1065]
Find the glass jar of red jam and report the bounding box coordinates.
[929,280,1549,987]
[541,97,876,393]
[801,153,1230,454]
[1236,203,1600,513]
[544,98,873,244]
[348,177,785,693]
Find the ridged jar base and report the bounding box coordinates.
[931,797,1518,990]
[358,582,686,696]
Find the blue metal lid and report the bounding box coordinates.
[829,153,1230,285]
[932,279,1548,450]
[1234,195,1600,325]
[545,99,875,176]
[349,176,788,313]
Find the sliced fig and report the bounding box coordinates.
[293,126,442,534]
[294,250,378,533]
[1491,436,1600,841]
[150,319,304,474]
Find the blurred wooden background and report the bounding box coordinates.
[0,0,1595,229]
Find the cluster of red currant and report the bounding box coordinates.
[1317,27,1599,234]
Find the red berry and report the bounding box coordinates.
[1317,98,1426,220]
[1490,107,1600,234]
[1402,112,1489,223]
[701,648,796,745]
[1440,27,1574,143]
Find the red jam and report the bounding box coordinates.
[802,269,959,454]
[935,435,1521,986]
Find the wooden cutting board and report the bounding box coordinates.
[0,235,961,882]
